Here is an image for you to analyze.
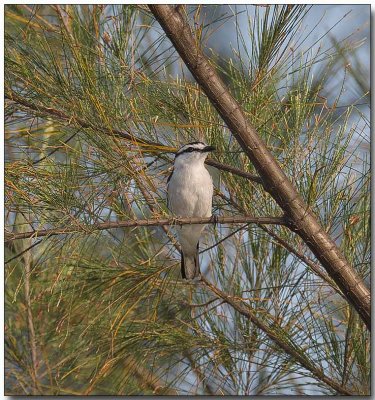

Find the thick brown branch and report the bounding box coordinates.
[148,5,370,330]
[5,89,262,184]
[201,277,354,395]
[5,215,287,242]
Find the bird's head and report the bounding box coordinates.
[174,142,215,165]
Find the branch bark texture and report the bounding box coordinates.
[5,215,287,242]
[148,5,370,330]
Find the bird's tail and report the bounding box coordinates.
[181,243,200,280]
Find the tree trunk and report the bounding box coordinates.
[148,4,371,330]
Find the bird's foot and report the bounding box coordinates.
[210,214,219,228]
[185,276,203,287]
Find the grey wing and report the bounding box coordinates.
[166,169,173,209]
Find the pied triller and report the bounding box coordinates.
[167,142,215,279]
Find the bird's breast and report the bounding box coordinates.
[168,165,213,218]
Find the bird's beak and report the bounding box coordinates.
[203,145,215,152]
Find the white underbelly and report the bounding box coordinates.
[168,169,213,218]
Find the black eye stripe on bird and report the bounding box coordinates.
[175,143,216,157]
[167,142,214,280]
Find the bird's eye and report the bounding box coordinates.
[187,148,194,152]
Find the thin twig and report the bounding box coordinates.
[23,240,40,394]
[205,159,262,183]
[215,190,342,294]
[5,89,262,184]
[54,5,74,40]
[32,131,79,165]
[5,239,44,264]
[6,215,287,242]
[260,224,344,298]
[199,223,249,254]
[5,88,156,146]
[184,351,217,395]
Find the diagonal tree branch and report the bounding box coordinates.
[148,4,370,330]
[5,89,262,184]
[5,215,287,242]
[200,276,354,395]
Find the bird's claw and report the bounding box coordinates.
[210,214,219,227]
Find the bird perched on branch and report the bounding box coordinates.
[167,142,215,279]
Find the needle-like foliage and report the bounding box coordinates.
[5,5,370,395]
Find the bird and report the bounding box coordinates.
[167,141,215,279]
